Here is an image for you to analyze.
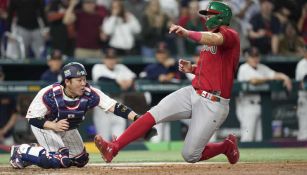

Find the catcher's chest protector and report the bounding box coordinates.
[43,83,100,129]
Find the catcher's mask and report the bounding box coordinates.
[199,1,232,30]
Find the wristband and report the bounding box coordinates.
[187,31,202,42]
[114,103,132,120]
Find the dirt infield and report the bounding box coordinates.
[1,162,307,175]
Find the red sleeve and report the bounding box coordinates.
[219,26,238,49]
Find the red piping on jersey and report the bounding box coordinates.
[66,102,80,110]
[42,87,53,112]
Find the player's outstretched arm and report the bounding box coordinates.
[169,24,224,46]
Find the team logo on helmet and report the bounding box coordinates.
[64,70,71,77]
[77,70,86,76]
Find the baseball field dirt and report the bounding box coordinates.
[1,161,307,175]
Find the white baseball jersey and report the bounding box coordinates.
[295,57,307,140]
[237,63,275,102]
[92,63,135,141]
[92,63,136,82]
[295,58,307,82]
[26,84,117,157]
[236,63,275,142]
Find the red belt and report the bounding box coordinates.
[196,89,221,102]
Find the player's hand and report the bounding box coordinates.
[169,24,188,37]
[53,119,69,132]
[283,78,292,92]
[178,59,193,73]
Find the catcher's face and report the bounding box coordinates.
[65,76,87,97]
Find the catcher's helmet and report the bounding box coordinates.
[199,1,232,30]
[61,62,87,81]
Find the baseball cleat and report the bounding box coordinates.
[94,135,118,163]
[10,145,26,169]
[224,134,240,164]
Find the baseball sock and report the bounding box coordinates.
[200,141,227,161]
[114,112,156,151]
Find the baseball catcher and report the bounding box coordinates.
[10,62,156,169]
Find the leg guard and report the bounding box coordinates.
[71,148,89,167]
[19,144,72,169]
[39,147,72,168]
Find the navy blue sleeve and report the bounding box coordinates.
[144,64,160,80]
[271,16,281,34]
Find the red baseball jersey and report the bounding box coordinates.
[191,26,240,99]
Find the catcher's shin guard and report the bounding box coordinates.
[10,145,27,169]
[71,148,89,167]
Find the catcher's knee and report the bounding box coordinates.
[71,148,89,167]
[181,149,201,163]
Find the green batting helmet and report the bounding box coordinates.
[199,1,232,30]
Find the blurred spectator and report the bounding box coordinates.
[158,0,179,22]
[92,48,136,91]
[92,48,136,141]
[297,2,307,45]
[124,0,146,23]
[142,43,186,83]
[0,66,18,145]
[230,0,260,23]
[46,0,75,56]
[40,50,63,83]
[140,0,171,59]
[123,0,147,55]
[248,0,281,55]
[0,0,8,46]
[229,0,260,52]
[274,6,291,32]
[96,0,112,10]
[278,22,305,57]
[7,0,48,59]
[236,47,292,142]
[178,0,205,55]
[63,0,107,58]
[102,0,141,55]
[295,47,307,141]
